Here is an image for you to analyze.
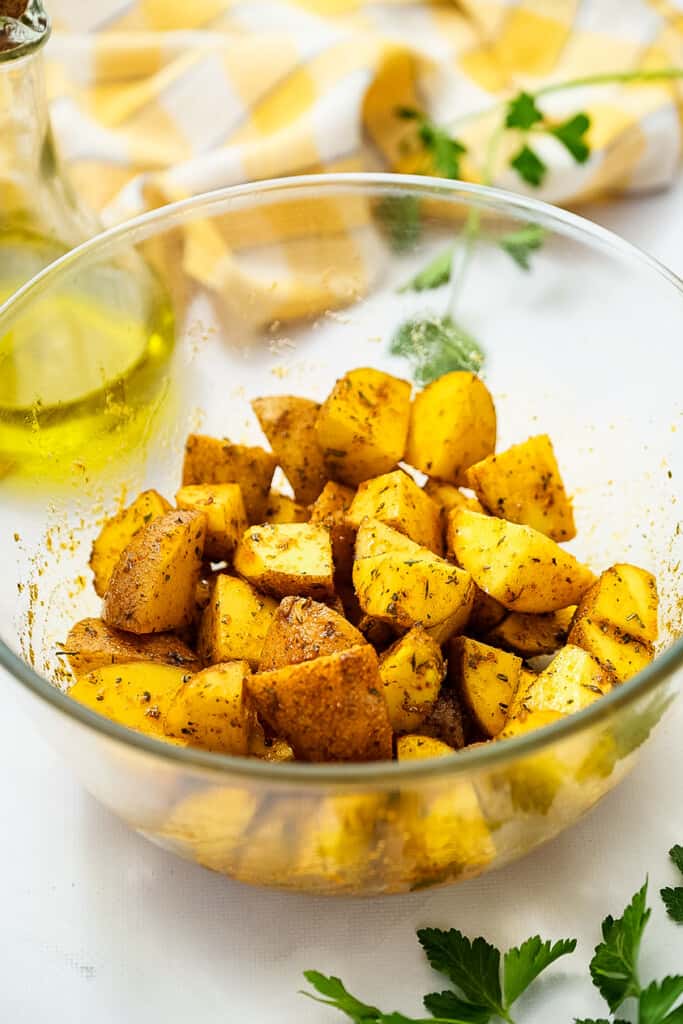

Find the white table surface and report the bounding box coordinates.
[2,181,683,1024]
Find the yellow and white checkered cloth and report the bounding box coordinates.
[47,0,683,226]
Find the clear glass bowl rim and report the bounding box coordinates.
[1,171,681,785]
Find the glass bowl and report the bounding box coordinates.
[0,174,681,896]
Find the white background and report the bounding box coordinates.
[1,181,682,1022]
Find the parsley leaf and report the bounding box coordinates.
[498,223,545,270]
[661,888,683,923]
[398,246,453,292]
[390,315,484,384]
[374,195,422,254]
[574,1019,629,1023]
[510,145,547,187]
[590,880,650,1012]
[302,971,384,1022]
[670,846,683,875]
[503,936,577,1006]
[639,977,683,1024]
[422,990,490,1023]
[550,112,591,163]
[505,91,544,130]
[396,105,466,179]
[417,928,504,1017]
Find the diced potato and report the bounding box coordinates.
[496,709,568,813]
[466,434,576,542]
[259,596,366,671]
[90,489,171,597]
[568,617,654,683]
[397,735,456,760]
[450,637,522,737]
[175,483,247,561]
[419,690,467,750]
[315,367,411,485]
[405,371,496,484]
[378,627,445,732]
[468,587,507,635]
[164,661,253,754]
[505,667,540,723]
[448,508,595,613]
[309,481,356,578]
[251,395,327,503]
[61,617,198,677]
[161,786,258,875]
[68,662,191,741]
[234,523,335,600]
[348,469,442,554]
[572,563,658,644]
[103,510,206,634]
[246,645,393,762]
[357,614,395,649]
[499,708,565,738]
[247,725,296,762]
[296,794,384,889]
[486,606,576,657]
[182,433,277,523]
[198,574,277,668]
[353,520,474,643]
[424,479,484,515]
[519,644,613,715]
[264,491,309,524]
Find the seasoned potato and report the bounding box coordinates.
[62,618,198,677]
[198,574,277,668]
[424,479,484,516]
[296,794,384,889]
[175,483,247,561]
[466,434,575,542]
[496,710,568,813]
[315,367,411,485]
[246,645,393,762]
[486,606,576,657]
[500,708,565,738]
[448,508,594,613]
[68,662,191,741]
[450,637,522,737]
[309,480,356,578]
[572,563,658,644]
[104,510,206,633]
[505,666,540,722]
[234,523,335,600]
[247,726,296,762]
[90,489,171,597]
[251,395,327,503]
[405,371,496,484]
[378,627,445,732]
[164,661,253,754]
[519,644,613,715]
[353,520,474,643]
[161,786,258,875]
[357,614,395,649]
[264,491,309,524]
[468,587,507,635]
[568,617,654,683]
[259,596,366,671]
[348,469,442,554]
[419,690,467,750]
[182,434,277,523]
[397,735,456,760]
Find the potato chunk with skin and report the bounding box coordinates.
[572,563,658,645]
[164,661,253,754]
[568,617,654,683]
[423,479,484,516]
[419,690,467,750]
[450,637,522,737]
[103,510,206,634]
[62,618,198,677]
[379,627,444,732]
[90,489,171,597]
[259,596,366,671]
[448,508,594,613]
[309,481,356,578]
[406,371,496,484]
[247,645,393,762]
[353,520,474,643]
[519,644,613,715]
[486,606,576,657]
[468,587,507,635]
[198,574,277,669]
[315,367,411,486]
[68,662,191,741]
[264,491,309,524]
[466,434,575,542]
[251,395,327,503]
[182,434,276,523]
[348,470,442,554]
[176,483,247,561]
[397,735,456,760]
[234,523,335,600]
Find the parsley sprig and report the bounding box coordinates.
[661,846,683,924]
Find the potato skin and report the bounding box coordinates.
[568,617,653,683]
[419,690,467,750]
[164,661,253,754]
[448,507,594,613]
[405,371,496,484]
[259,596,366,671]
[62,617,198,677]
[198,574,277,668]
[309,481,356,578]
[103,510,206,634]
[182,433,277,523]
[378,627,444,732]
[246,645,393,762]
[348,470,443,554]
[466,434,575,542]
[315,367,411,486]
[450,637,522,738]
[251,395,327,504]
[90,489,171,597]
[234,523,335,600]
[175,483,247,561]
